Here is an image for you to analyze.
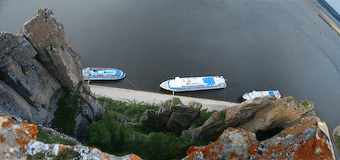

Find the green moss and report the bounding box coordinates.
[172,97,183,105]
[219,110,226,121]
[27,151,46,160]
[18,28,23,34]
[97,97,158,120]
[36,7,47,16]
[163,97,184,106]
[53,147,80,160]
[21,65,28,74]
[334,131,340,151]
[302,100,313,108]
[190,109,214,128]
[27,147,80,160]
[294,99,314,110]
[286,98,293,103]
[51,92,77,137]
[50,42,58,51]
[36,130,78,146]
[3,52,11,57]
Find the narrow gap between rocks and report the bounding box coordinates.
[255,127,285,141]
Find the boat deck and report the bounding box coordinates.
[83,67,125,80]
[160,76,226,92]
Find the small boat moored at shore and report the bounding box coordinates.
[160,76,226,92]
[242,90,281,100]
[82,67,125,81]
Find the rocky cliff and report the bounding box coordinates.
[0,95,333,159]
[142,96,335,159]
[0,114,141,160]
[0,7,336,160]
[0,8,103,138]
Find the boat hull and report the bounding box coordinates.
[160,76,226,92]
[83,67,125,81]
[242,90,281,100]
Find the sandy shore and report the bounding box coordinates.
[89,85,239,111]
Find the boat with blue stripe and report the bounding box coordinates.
[242,90,281,100]
[82,67,125,81]
[160,76,226,92]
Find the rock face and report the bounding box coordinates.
[254,123,334,159]
[182,96,335,159]
[21,8,103,128]
[0,8,103,136]
[22,8,83,92]
[0,32,62,125]
[190,96,316,142]
[0,114,141,160]
[140,102,201,134]
[240,96,314,133]
[184,128,258,160]
[184,124,334,160]
[0,114,38,160]
[0,81,53,125]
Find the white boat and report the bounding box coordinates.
[82,67,125,81]
[159,76,226,92]
[242,90,281,100]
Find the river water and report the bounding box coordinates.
[1,0,340,154]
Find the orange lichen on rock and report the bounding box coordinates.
[187,134,223,159]
[127,154,142,160]
[218,143,224,152]
[256,127,335,160]
[102,152,110,159]
[58,145,67,151]
[14,122,38,152]
[294,131,333,160]
[186,142,221,159]
[229,152,241,160]
[0,135,5,143]
[1,119,13,128]
[186,146,197,156]
[247,140,258,155]
[186,128,258,160]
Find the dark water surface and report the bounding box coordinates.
[2,0,340,155]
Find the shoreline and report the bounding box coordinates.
[89,84,239,111]
[305,0,340,35]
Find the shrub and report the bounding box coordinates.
[163,97,183,107]
[190,109,214,128]
[85,96,209,160]
[36,130,78,146]
[51,92,77,137]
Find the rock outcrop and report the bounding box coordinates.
[184,128,258,160]
[190,96,316,142]
[0,8,103,137]
[140,102,201,134]
[0,114,141,160]
[181,96,335,159]
[1,7,336,160]
[22,8,82,93]
[0,32,62,125]
[184,124,334,160]
[21,8,103,127]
